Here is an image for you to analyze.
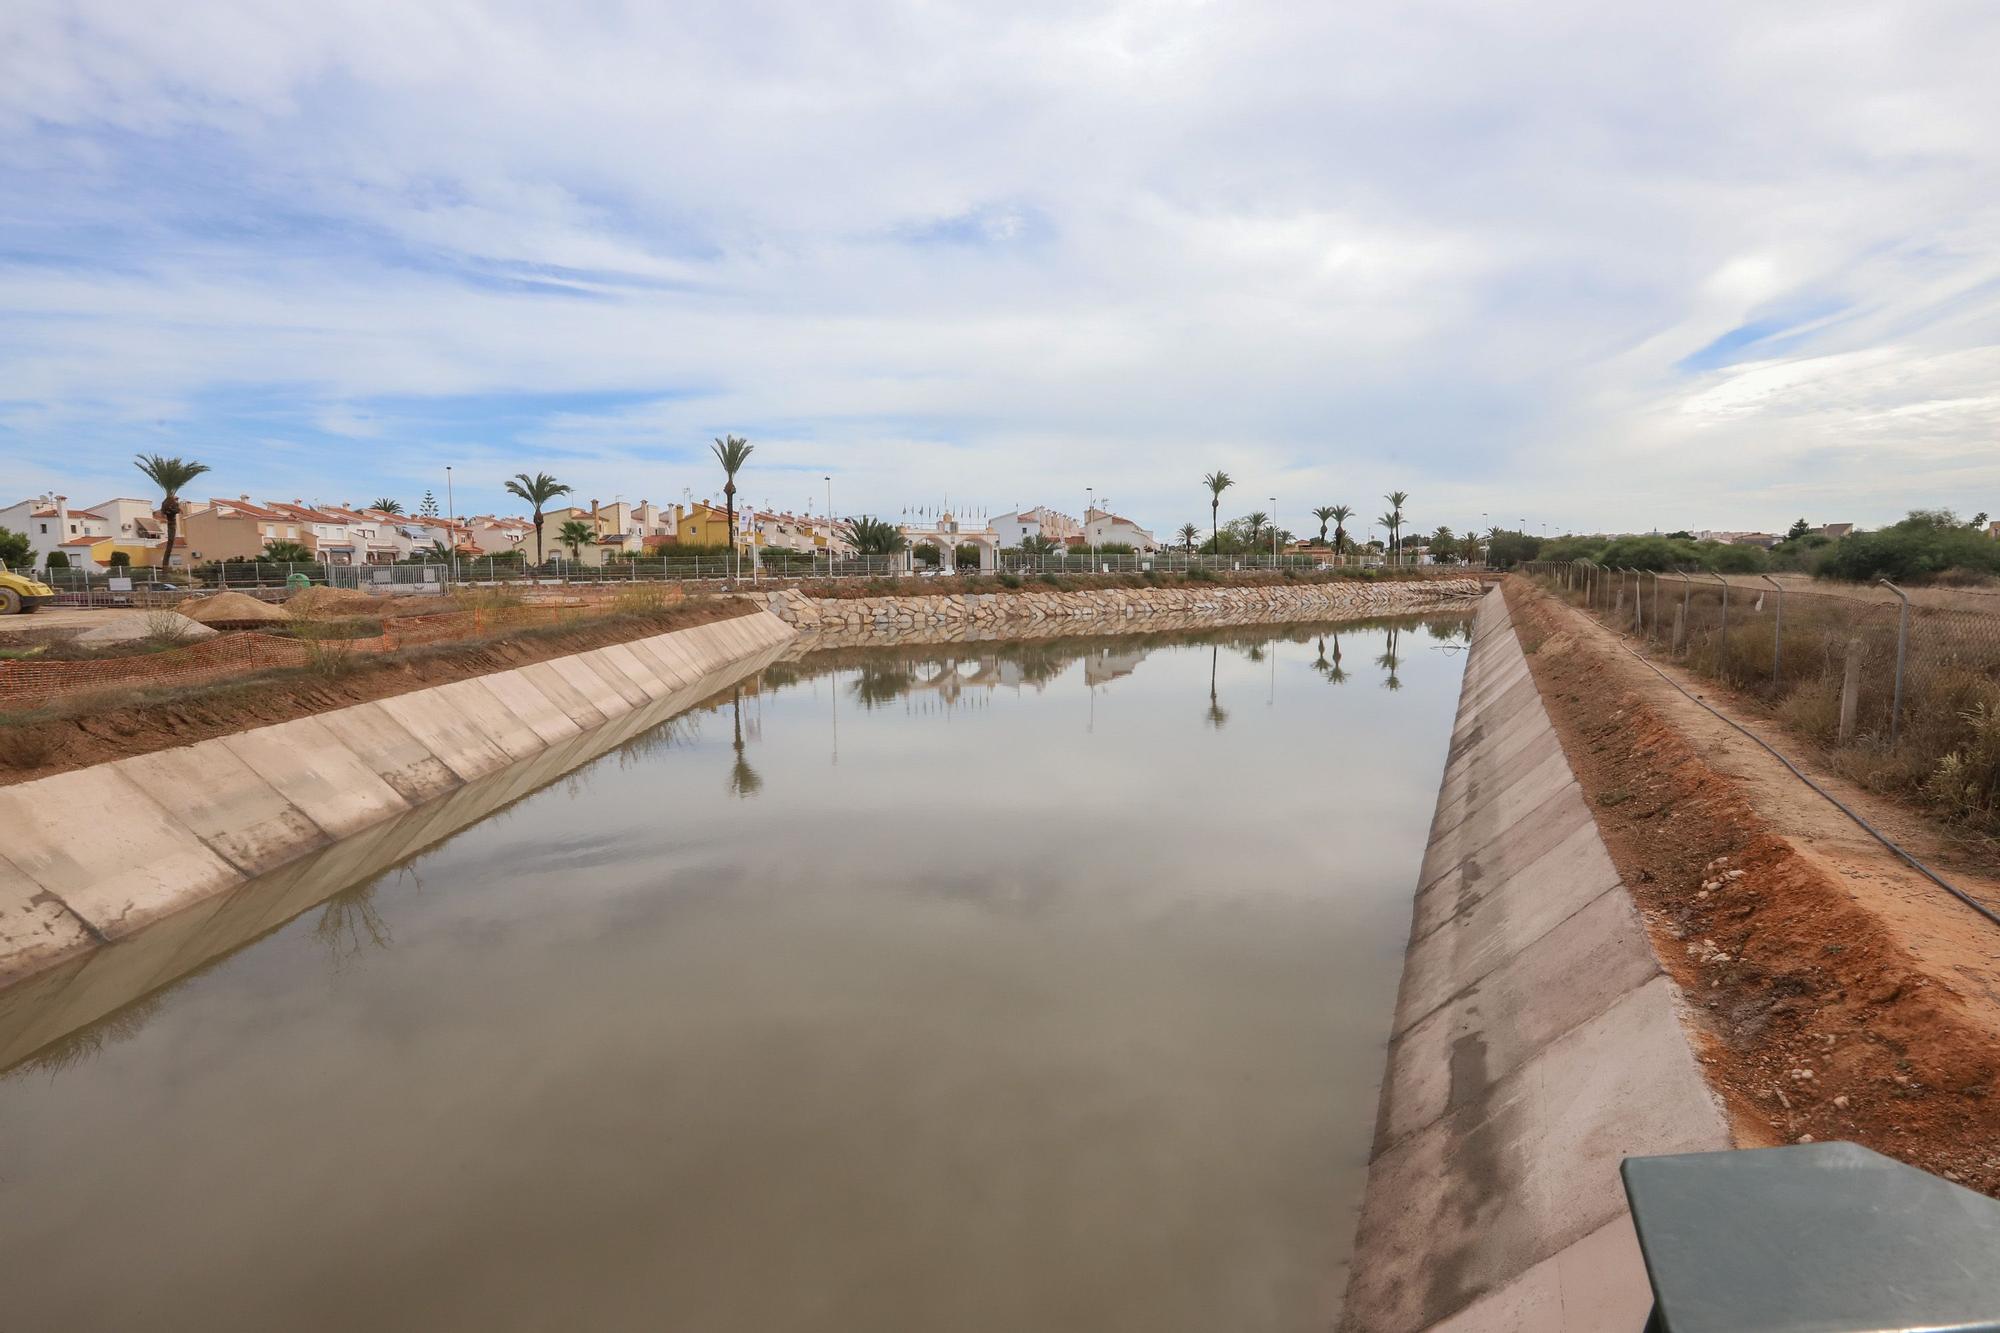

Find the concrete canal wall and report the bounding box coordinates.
[758,575,1482,637]
[0,611,797,993]
[1342,587,1730,1331]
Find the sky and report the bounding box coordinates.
[3,0,1998,541]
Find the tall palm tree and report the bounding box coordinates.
[558,518,593,561]
[370,497,404,515]
[1330,504,1353,554]
[1376,511,1398,561]
[133,454,210,576]
[1244,510,1270,550]
[1177,522,1202,552]
[1203,470,1233,551]
[1312,505,1337,546]
[504,471,573,566]
[1384,490,1409,559]
[711,435,754,566]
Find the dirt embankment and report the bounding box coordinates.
[1504,577,2000,1193]
[0,599,755,786]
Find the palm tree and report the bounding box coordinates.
[1177,522,1202,552]
[261,538,315,563]
[848,515,907,556]
[1384,490,1409,559]
[1330,504,1353,554]
[726,689,763,797]
[1376,511,1398,561]
[133,454,210,576]
[1203,470,1233,551]
[370,497,404,515]
[1312,505,1337,547]
[1244,510,1270,550]
[558,518,593,562]
[503,471,573,566]
[711,435,754,567]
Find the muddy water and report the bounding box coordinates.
[0,617,1468,1332]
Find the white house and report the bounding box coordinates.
[993,506,1081,549]
[0,494,114,567]
[1082,507,1158,553]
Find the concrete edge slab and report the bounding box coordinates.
[0,612,799,993]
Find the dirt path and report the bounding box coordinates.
[1504,578,2000,1192]
[0,599,755,786]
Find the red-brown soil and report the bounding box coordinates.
[1505,577,2000,1193]
[0,599,753,786]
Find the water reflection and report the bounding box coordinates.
[725,687,763,798]
[311,879,395,970]
[1,613,1473,1333]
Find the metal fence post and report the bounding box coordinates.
[1761,574,1784,690]
[1708,572,1730,675]
[1675,573,1692,654]
[1881,579,1910,746]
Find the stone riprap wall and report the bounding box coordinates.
[0,612,796,996]
[1341,587,1729,1332]
[760,576,1482,640]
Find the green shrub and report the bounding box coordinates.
[997,572,1022,588]
[1819,510,2000,584]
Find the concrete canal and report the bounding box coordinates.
[0,615,1471,1332]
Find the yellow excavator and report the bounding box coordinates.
[0,562,56,615]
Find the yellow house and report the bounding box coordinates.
[673,500,741,550]
[88,538,172,569]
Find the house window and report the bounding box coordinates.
[38,522,47,533]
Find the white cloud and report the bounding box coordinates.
[2,0,1999,532]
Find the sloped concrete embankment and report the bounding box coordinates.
[759,576,1482,642]
[1342,588,1730,1332]
[0,613,796,1001]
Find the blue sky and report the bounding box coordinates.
[4,0,1999,538]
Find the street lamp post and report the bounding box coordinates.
[1085,486,1094,568]
[1270,496,1278,565]
[445,465,455,585]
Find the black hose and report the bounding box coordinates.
[1618,642,2000,930]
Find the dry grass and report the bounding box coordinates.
[0,721,64,770]
[142,608,199,645]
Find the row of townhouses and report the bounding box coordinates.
[4,489,1167,573]
[0,491,869,572]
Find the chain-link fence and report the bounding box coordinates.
[16,549,1458,606]
[1524,560,2000,787]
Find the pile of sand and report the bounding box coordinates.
[284,586,380,618]
[75,612,217,645]
[182,591,292,628]
[287,587,445,619]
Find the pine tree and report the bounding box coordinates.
[419,489,440,518]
